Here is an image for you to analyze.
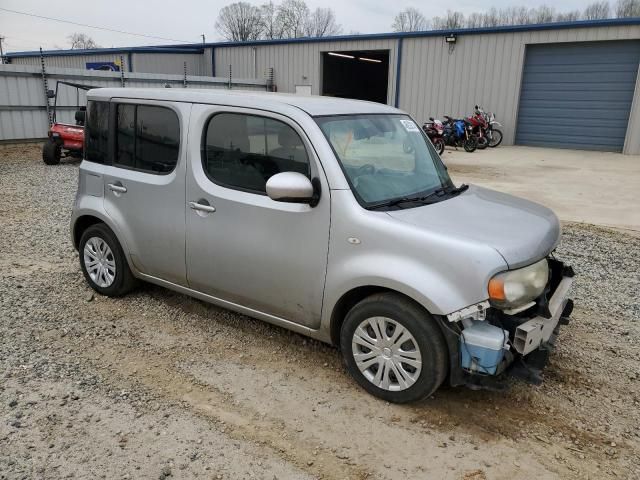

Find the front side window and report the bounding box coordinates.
[202,113,310,194]
[115,104,180,174]
[85,100,109,164]
[315,114,453,208]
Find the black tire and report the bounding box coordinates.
[463,137,477,153]
[433,138,445,155]
[476,136,488,150]
[488,128,503,148]
[42,140,61,165]
[340,292,448,403]
[79,223,137,297]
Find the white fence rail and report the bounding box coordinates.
[0,64,268,142]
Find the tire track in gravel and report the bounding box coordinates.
[50,312,373,480]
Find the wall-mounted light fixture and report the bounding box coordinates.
[445,34,457,44]
[327,52,355,59]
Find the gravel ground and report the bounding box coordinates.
[1,143,639,480]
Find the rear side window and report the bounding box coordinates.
[85,101,109,164]
[115,104,180,174]
[202,113,310,194]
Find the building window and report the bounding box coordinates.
[115,104,180,174]
[84,101,110,164]
[202,113,310,194]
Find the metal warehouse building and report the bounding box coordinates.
[6,18,640,153]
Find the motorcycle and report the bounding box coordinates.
[423,117,445,155]
[475,105,503,148]
[467,107,489,150]
[442,115,477,152]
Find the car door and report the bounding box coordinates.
[185,104,330,328]
[103,99,188,286]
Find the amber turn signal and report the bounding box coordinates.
[488,277,505,301]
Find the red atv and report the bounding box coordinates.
[42,81,96,165]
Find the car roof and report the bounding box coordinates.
[87,88,403,117]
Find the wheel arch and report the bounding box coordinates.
[71,213,137,274]
[329,285,446,348]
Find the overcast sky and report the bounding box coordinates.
[1,0,597,53]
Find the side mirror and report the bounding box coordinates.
[266,172,317,206]
[47,89,55,99]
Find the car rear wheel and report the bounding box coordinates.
[340,292,448,403]
[79,223,136,297]
[42,140,61,165]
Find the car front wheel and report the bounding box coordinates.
[340,292,448,403]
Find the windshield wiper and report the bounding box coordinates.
[448,183,469,196]
[368,184,469,210]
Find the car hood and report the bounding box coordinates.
[386,185,560,269]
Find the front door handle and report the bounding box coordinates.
[189,201,216,213]
[108,183,127,193]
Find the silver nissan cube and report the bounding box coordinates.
[71,88,574,403]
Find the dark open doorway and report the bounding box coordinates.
[321,50,390,104]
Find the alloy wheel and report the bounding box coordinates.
[83,237,116,288]
[351,316,422,391]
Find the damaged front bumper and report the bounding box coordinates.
[442,258,575,391]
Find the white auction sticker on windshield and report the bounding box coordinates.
[399,119,420,132]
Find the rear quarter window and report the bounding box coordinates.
[84,101,110,164]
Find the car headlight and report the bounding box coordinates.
[488,259,549,309]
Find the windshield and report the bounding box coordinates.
[315,114,453,208]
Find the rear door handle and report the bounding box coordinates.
[108,183,127,193]
[189,201,216,213]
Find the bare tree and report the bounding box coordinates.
[67,33,99,50]
[465,12,484,28]
[583,1,611,19]
[261,1,285,39]
[555,10,581,21]
[305,8,342,37]
[392,7,429,32]
[481,8,500,27]
[494,6,529,25]
[215,2,263,41]
[432,10,465,30]
[531,5,555,23]
[615,0,640,17]
[276,0,310,38]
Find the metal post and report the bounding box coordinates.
[183,61,187,88]
[228,64,232,89]
[40,48,52,127]
[266,67,274,92]
[120,55,126,87]
[0,36,5,64]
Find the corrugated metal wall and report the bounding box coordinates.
[11,53,130,71]
[623,60,640,155]
[131,53,205,75]
[10,52,205,75]
[0,65,267,142]
[214,38,399,105]
[6,23,640,152]
[213,24,640,153]
[398,24,640,148]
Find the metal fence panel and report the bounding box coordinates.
[0,65,267,141]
